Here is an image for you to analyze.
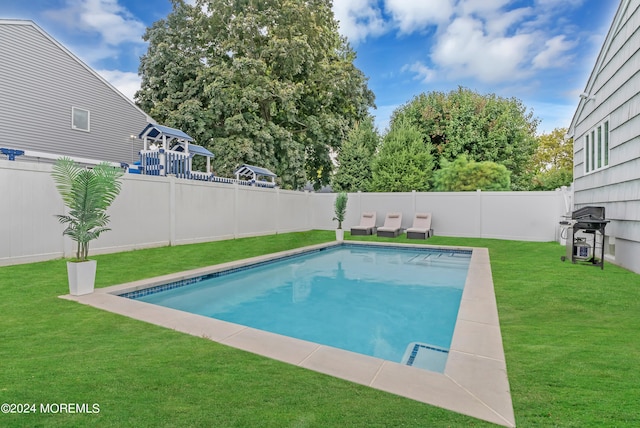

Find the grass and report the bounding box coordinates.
[1,230,639,427]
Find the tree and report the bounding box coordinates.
[136,0,375,190]
[433,155,511,191]
[389,87,538,190]
[332,117,379,192]
[530,127,573,190]
[369,120,434,192]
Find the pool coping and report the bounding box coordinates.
[60,241,515,427]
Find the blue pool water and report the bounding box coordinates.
[128,245,471,372]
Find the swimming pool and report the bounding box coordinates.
[125,245,471,372]
[62,241,514,426]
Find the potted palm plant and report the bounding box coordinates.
[333,192,348,241]
[52,157,123,295]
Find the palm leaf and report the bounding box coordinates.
[52,158,123,261]
[92,162,124,209]
[51,157,83,208]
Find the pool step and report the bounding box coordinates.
[401,342,449,373]
[407,253,470,267]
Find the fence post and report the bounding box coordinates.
[276,187,281,233]
[169,175,176,245]
[305,190,311,230]
[412,190,416,214]
[160,149,167,177]
[477,188,483,238]
[234,182,239,238]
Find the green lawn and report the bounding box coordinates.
[1,231,639,427]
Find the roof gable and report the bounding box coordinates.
[139,123,194,142]
[0,19,153,124]
[235,164,277,178]
[568,0,632,135]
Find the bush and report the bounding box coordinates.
[433,155,511,191]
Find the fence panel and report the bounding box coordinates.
[0,160,568,266]
[90,174,172,254]
[414,192,482,238]
[276,189,312,233]
[0,161,64,264]
[480,191,564,241]
[173,179,236,245]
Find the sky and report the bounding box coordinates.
[1,0,619,135]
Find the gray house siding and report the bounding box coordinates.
[0,20,151,165]
[569,0,640,274]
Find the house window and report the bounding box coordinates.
[604,121,609,166]
[584,118,610,174]
[590,130,595,171]
[585,134,590,173]
[597,126,602,169]
[72,107,90,132]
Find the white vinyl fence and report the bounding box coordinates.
[0,160,570,266]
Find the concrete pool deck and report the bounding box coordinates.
[61,241,515,427]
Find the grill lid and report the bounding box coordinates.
[572,206,605,220]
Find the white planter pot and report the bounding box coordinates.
[67,260,97,296]
[335,229,344,241]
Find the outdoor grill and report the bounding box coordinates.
[560,206,609,269]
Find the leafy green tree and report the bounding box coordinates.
[433,155,511,191]
[530,127,573,190]
[136,0,375,190]
[390,87,538,190]
[531,169,573,191]
[332,117,379,192]
[369,121,434,192]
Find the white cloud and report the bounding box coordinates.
[72,44,120,65]
[44,0,146,46]
[332,0,387,45]
[386,0,455,33]
[457,0,511,17]
[483,7,533,35]
[96,69,141,101]
[534,0,585,7]
[430,16,534,83]
[385,0,588,85]
[533,35,577,69]
[402,61,436,83]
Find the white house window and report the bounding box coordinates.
[604,120,609,165]
[585,133,590,172]
[72,107,90,132]
[590,130,595,171]
[584,118,609,174]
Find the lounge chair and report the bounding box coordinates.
[376,212,403,237]
[350,212,377,236]
[407,213,433,239]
